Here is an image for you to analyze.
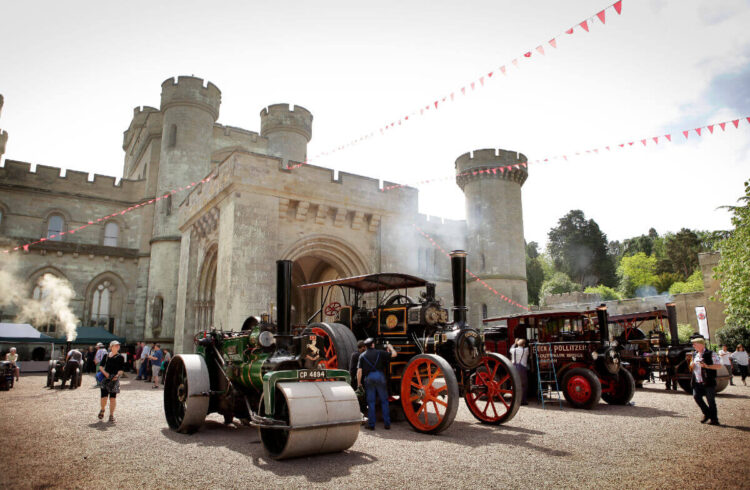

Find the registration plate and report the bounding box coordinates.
[297,369,326,380]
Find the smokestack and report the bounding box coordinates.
[425,282,436,302]
[450,250,468,328]
[276,260,292,336]
[596,305,609,343]
[666,303,679,347]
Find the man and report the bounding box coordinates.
[349,341,366,389]
[138,342,151,381]
[357,338,396,430]
[718,345,734,386]
[93,343,108,387]
[5,347,20,382]
[509,338,530,405]
[134,342,144,379]
[689,335,722,425]
[61,347,83,389]
[148,344,163,388]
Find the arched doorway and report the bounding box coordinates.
[196,245,218,332]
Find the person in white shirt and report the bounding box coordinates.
[689,335,723,425]
[509,338,530,405]
[718,345,734,386]
[730,344,748,386]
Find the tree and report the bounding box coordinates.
[663,228,702,280]
[714,179,750,328]
[653,272,681,294]
[547,210,617,288]
[716,324,750,351]
[668,269,703,295]
[617,252,657,298]
[622,233,655,257]
[539,272,581,304]
[583,285,622,301]
[525,241,545,306]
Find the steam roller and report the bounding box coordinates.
[164,260,362,459]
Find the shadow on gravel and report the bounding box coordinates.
[88,421,114,432]
[519,401,684,419]
[160,422,377,481]
[719,424,750,433]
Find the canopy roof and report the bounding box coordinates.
[72,326,126,344]
[0,323,56,343]
[300,273,428,293]
[483,308,599,324]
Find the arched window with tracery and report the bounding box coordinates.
[91,280,116,332]
[31,273,58,333]
[47,215,64,241]
[196,246,217,332]
[103,222,119,247]
[482,303,488,319]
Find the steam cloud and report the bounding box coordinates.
[0,264,79,341]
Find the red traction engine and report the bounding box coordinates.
[300,250,522,434]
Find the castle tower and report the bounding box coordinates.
[260,104,312,167]
[456,149,529,327]
[145,76,221,340]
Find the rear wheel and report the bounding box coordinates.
[602,368,635,405]
[164,355,210,434]
[562,368,601,409]
[464,353,521,424]
[303,322,357,370]
[400,354,459,434]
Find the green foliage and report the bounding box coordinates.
[714,179,750,328]
[547,210,617,287]
[665,323,697,344]
[617,252,657,297]
[696,230,729,252]
[654,272,681,294]
[668,269,704,295]
[539,272,582,304]
[525,242,545,306]
[716,324,750,350]
[663,228,702,280]
[583,285,622,301]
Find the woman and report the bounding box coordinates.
[730,344,748,386]
[509,338,530,405]
[98,340,125,423]
[85,346,96,373]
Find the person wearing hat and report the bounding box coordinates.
[689,335,722,425]
[98,340,125,423]
[357,338,397,430]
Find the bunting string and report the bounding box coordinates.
[413,224,530,311]
[382,115,750,192]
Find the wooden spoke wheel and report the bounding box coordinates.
[164,355,209,434]
[561,368,601,409]
[400,354,459,434]
[465,353,521,424]
[303,323,357,370]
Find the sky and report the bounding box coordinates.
[1,0,748,248]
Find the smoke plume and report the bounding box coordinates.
[0,264,79,341]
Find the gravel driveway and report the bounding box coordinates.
[2,373,749,489]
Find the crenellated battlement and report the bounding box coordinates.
[455,148,529,190]
[123,106,160,150]
[161,76,221,120]
[0,160,146,202]
[260,103,313,141]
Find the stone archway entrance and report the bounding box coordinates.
[196,245,218,332]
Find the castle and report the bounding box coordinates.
[0,76,529,353]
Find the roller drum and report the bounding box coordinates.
[259,380,361,460]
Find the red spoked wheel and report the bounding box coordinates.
[324,302,341,317]
[465,353,521,425]
[561,368,601,409]
[400,354,459,434]
[302,323,357,370]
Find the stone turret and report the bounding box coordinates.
[0,95,7,161]
[260,104,312,167]
[456,148,529,326]
[145,76,222,340]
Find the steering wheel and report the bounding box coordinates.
[384,294,415,307]
[324,302,342,316]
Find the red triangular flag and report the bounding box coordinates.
[424,105,430,111]
[23,244,29,252]
[747,117,750,124]
[434,101,438,109]
[614,1,623,14]
[461,87,466,95]
[512,58,519,67]
[641,139,647,146]
[683,130,689,139]
[597,10,606,23]
[665,134,672,142]
[707,125,714,134]
[566,28,574,34]
[536,45,545,55]
[524,51,532,58]
[500,66,507,75]
[487,71,493,78]
[719,122,726,131]
[619,144,625,147]
[695,128,702,136]
[628,142,634,146]
[549,38,557,48]
[732,119,740,128]
[580,20,589,32]
[653,137,659,144]
[471,81,476,90]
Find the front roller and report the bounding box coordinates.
[164,354,210,434]
[259,380,361,460]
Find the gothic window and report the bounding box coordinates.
[152,296,163,329]
[32,275,56,333]
[166,194,172,216]
[103,222,119,247]
[482,304,488,319]
[168,124,177,148]
[47,215,64,241]
[91,280,116,331]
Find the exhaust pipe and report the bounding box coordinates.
[276,260,293,337]
[666,303,679,347]
[596,305,609,343]
[450,250,468,329]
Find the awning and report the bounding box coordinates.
[0,323,60,343]
[71,326,126,345]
